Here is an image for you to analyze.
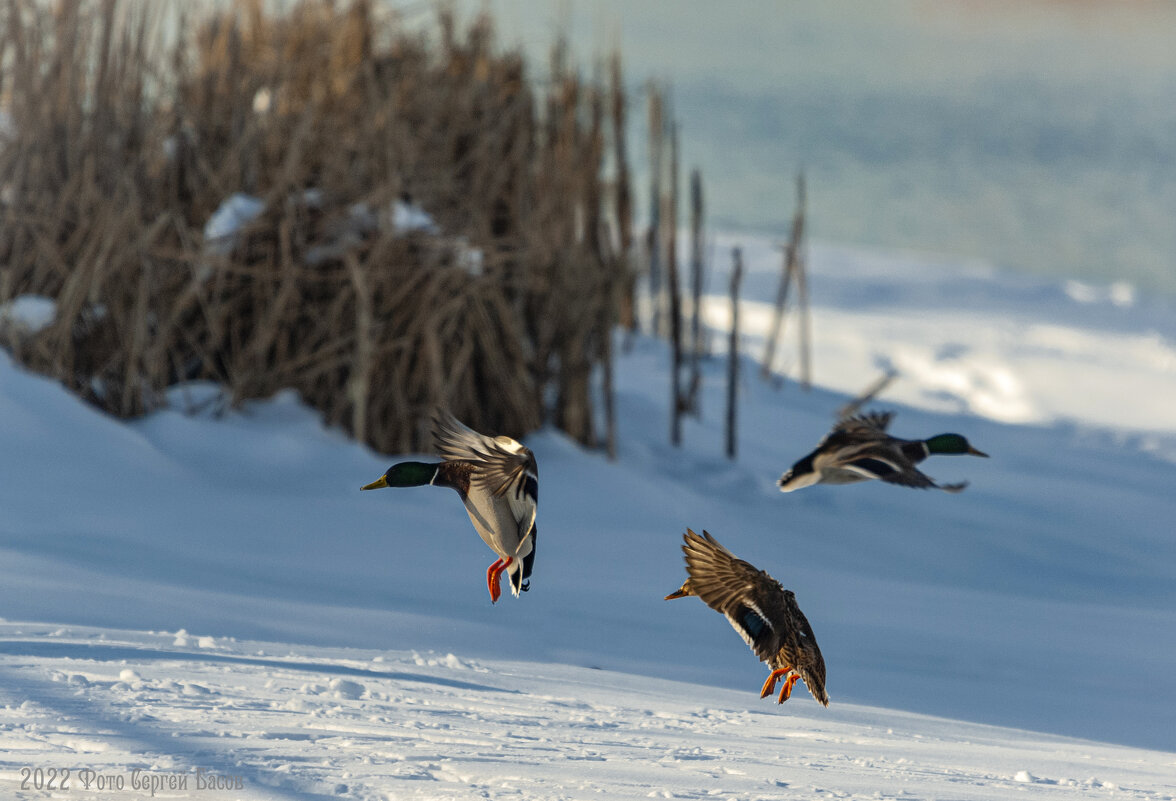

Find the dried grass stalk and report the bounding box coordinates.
[0,0,630,452]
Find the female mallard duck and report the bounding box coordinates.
[362,413,538,603]
[777,411,987,493]
[665,529,828,707]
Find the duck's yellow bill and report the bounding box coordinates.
[361,476,389,491]
[968,446,989,457]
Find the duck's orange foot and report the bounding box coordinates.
[486,559,503,603]
[485,557,513,604]
[759,667,793,699]
[776,672,801,704]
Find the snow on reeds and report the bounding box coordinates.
[0,0,632,453]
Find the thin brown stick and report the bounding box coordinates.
[837,369,898,421]
[686,167,704,414]
[726,247,743,460]
[760,173,806,382]
[647,85,664,337]
[667,120,683,447]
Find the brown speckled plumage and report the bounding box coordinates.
[665,529,828,707]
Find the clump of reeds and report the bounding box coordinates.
[0,0,631,452]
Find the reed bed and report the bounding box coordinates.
[0,0,630,452]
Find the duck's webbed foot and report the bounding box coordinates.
[776,672,801,704]
[485,557,513,604]
[759,667,793,699]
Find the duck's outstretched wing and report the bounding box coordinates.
[678,529,785,665]
[804,411,895,464]
[432,412,538,525]
[840,452,967,492]
[829,410,894,439]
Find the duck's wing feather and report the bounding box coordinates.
[780,412,894,486]
[873,463,938,489]
[808,412,895,458]
[839,452,932,486]
[832,411,894,437]
[679,530,786,664]
[783,593,829,705]
[789,600,821,651]
[839,451,967,492]
[433,412,538,532]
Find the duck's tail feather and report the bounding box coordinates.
[507,559,527,596]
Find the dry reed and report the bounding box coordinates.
[0,0,630,452]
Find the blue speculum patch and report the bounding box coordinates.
[739,607,766,639]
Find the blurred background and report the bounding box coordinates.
[456,0,1176,297]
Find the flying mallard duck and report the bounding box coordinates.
[665,529,828,707]
[777,411,987,493]
[362,413,538,603]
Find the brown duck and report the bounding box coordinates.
[665,529,828,706]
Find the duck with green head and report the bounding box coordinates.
[362,413,538,603]
[777,411,988,493]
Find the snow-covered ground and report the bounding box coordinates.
[2,624,1172,801]
[2,236,1175,798]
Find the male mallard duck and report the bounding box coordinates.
[362,413,538,603]
[777,411,987,493]
[665,529,828,707]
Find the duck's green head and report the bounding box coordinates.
[925,434,988,457]
[361,461,437,490]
